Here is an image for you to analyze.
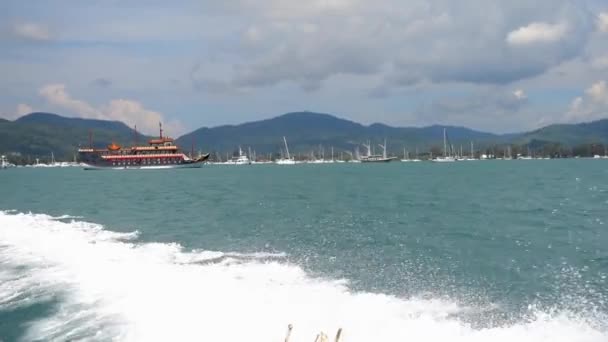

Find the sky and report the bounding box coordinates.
[1,0,608,135]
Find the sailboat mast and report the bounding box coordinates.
[133,125,138,146]
[384,139,387,159]
[191,136,195,158]
[283,136,291,159]
[443,128,447,157]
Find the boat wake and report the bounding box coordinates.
[0,211,606,341]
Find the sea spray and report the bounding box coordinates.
[0,211,606,341]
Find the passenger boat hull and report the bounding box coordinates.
[78,122,210,170]
[83,161,205,170]
[80,152,210,170]
[360,157,397,163]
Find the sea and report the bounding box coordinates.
[0,160,607,341]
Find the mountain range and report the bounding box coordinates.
[1,111,607,160]
[0,112,148,160]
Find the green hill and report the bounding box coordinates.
[518,119,608,146]
[176,112,503,156]
[0,112,146,162]
[1,111,608,161]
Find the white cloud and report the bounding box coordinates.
[513,89,527,100]
[586,80,608,105]
[200,1,591,92]
[598,12,608,33]
[16,104,33,116]
[40,84,98,117]
[0,104,34,120]
[591,56,608,69]
[13,22,51,41]
[506,22,568,45]
[0,1,603,132]
[39,84,183,135]
[565,80,608,122]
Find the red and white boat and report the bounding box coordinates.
[78,124,209,170]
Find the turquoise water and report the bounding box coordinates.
[1,160,607,341]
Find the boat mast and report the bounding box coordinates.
[383,139,387,159]
[362,141,371,157]
[159,122,163,139]
[133,125,137,146]
[191,136,195,158]
[443,128,447,158]
[283,136,291,160]
[378,139,387,159]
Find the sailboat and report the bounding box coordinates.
[433,128,456,162]
[275,136,296,165]
[49,151,70,167]
[411,146,422,162]
[401,147,410,162]
[462,141,477,161]
[0,155,11,169]
[360,139,397,163]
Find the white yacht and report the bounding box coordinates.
[228,147,251,165]
[275,136,296,165]
[433,128,456,162]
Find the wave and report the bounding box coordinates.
[0,211,606,341]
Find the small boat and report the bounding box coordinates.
[432,128,456,162]
[275,136,296,165]
[401,147,421,162]
[0,155,12,169]
[227,146,251,165]
[360,139,396,163]
[78,123,209,170]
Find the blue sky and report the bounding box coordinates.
[1,0,608,135]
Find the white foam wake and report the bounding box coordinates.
[0,211,606,341]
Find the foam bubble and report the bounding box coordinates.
[0,211,606,341]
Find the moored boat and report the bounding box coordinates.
[226,146,251,165]
[432,128,456,163]
[0,155,11,169]
[360,139,396,163]
[275,136,296,165]
[78,124,209,170]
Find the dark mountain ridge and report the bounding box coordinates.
[0,112,146,160]
[1,111,607,160]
